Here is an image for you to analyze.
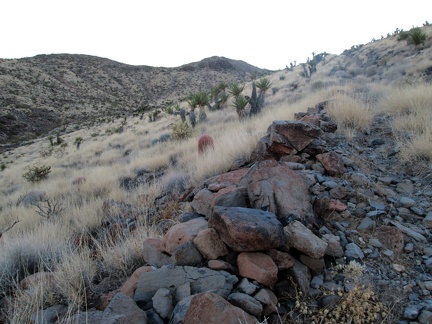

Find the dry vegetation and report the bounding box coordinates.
[0,24,431,322]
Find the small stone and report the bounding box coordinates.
[403,305,421,319]
[404,242,414,253]
[344,243,364,259]
[423,213,432,229]
[423,281,432,290]
[400,197,416,208]
[382,249,394,258]
[236,278,258,295]
[393,264,406,272]
[419,309,432,324]
[357,217,375,230]
[411,206,426,216]
[310,276,323,289]
[369,238,383,248]
[365,210,386,218]
[424,247,432,257]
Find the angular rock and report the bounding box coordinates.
[104,292,147,323]
[239,160,315,223]
[227,292,263,317]
[193,228,229,260]
[284,221,328,259]
[169,241,203,266]
[299,254,325,273]
[142,238,171,267]
[183,292,258,324]
[314,198,347,219]
[190,189,213,217]
[237,252,278,287]
[120,266,154,297]
[31,304,68,324]
[210,185,247,210]
[236,278,259,295]
[160,217,208,255]
[209,206,285,252]
[253,288,278,315]
[316,151,346,176]
[266,249,295,270]
[268,120,323,153]
[250,135,278,162]
[134,266,238,306]
[288,260,311,294]
[207,259,237,273]
[345,243,364,259]
[152,288,173,319]
[321,234,344,257]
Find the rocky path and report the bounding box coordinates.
[19,103,432,323]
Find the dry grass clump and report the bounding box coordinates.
[379,83,432,162]
[326,93,373,136]
[288,261,389,324]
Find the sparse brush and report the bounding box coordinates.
[22,164,52,182]
[171,121,194,140]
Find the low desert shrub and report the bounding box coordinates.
[171,121,194,140]
[22,164,51,182]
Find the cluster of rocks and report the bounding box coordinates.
[21,102,432,323]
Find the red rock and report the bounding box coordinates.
[284,221,328,259]
[316,151,346,176]
[184,292,258,324]
[160,217,208,255]
[120,266,154,297]
[266,249,295,270]
[237,252,278,287]
[209,206,285,252]
[192,228,229,259]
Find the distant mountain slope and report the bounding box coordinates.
[0,54,271,145]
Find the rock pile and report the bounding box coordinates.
[25,102,432,323]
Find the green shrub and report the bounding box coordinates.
[22,165,51,182]
[171,121,194,141]
[398,27,427,47]
[408,27,427,46]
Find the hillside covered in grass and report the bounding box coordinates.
[0,23,432,323]
[0,55,270,147]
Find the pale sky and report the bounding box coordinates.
[2,1,430,70]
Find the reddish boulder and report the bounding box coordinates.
[160,217,208,255]
[237,252,278,287]
[183,292,257,324]
[209,206,285,252]
[239,160,315,223]
[316,151,346,176]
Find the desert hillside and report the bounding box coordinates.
[0,54,270,147]
[0,23,432,323]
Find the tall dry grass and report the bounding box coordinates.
[378,83,432,161]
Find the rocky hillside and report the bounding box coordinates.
[0,54,270,146]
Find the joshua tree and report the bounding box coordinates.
[232,96,249,120]
[188,92,209,123]
[255,78,272,113]
[209,82,228,110]
[228,83,245,99]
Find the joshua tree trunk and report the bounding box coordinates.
[249,83,260,116]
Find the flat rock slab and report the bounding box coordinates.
[134,266,238,306]
[239,160,315,223]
